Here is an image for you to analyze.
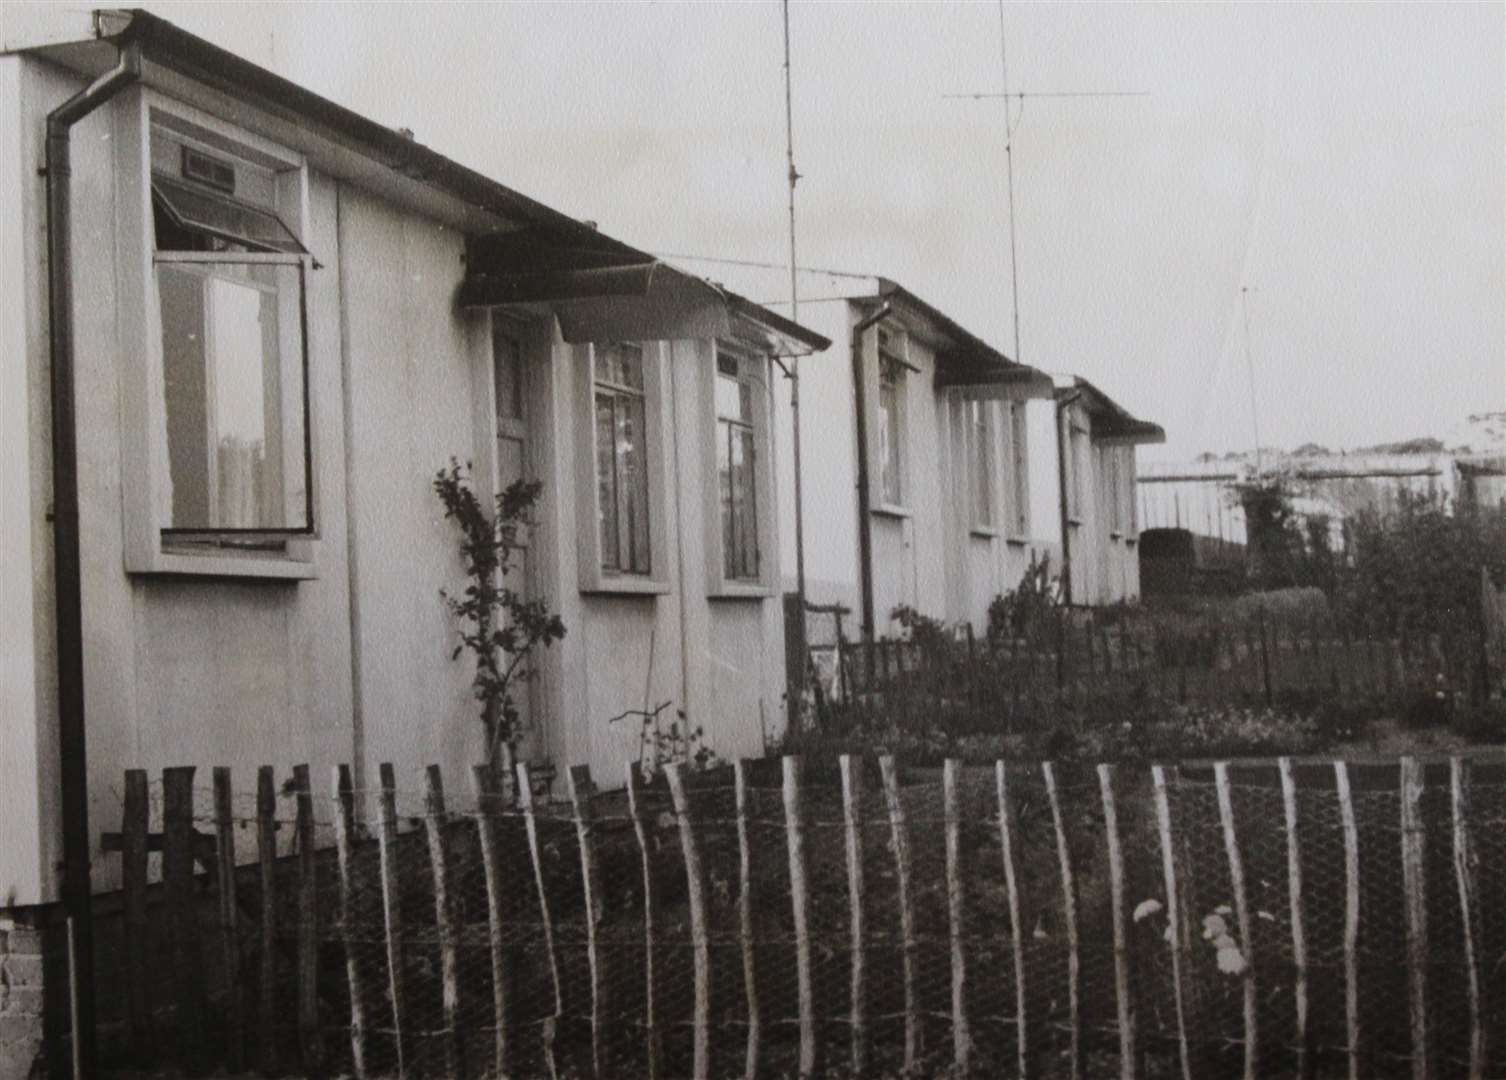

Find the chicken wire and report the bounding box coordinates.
[106,755,1505,1079]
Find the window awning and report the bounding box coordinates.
[459,228,829,354]
[1056,376,1166,445]
[152,175,306,254]
[935,364,1056,402]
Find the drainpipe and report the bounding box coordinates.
[1055,392,1082,606]
[45,39,142,1076]
[850,303,893,653]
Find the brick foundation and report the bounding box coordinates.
[0,915,49,1080]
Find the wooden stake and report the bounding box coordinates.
[1214,762,1256,1080]
[1098,764,1135,1080]
[516,763,564,1030]
[995,762,1029,1079]
[566,766,605,1078]
[1335,761,1361,1080]
[121,770,152,1064]
[423,765,465,1079]
[943,759,972,1070]
[879,755,920,1069]
[783,755,817,1078]
[332,765,369,1078]
[1399,757,1428,1080]
[733,760,761,1080]
[293,764,323,1072]
[1043,761,1081,1080]
[1151,766,1192,1080]
[256,766,280,1077]
[840,755,868,1076]
[1450,758,1485,1080]
[471,765,512,1080]
[376,763,409,1078]
[212,768,244,1073]
[625,765,662,1080]
[163,766,206,1072]
[1278,758,1311,1080]
[667,764,712,1080]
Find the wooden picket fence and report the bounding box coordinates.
[100,751,1504,1079]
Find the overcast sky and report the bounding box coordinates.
[142,1,1504,461]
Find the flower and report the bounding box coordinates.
[1133,899,1164,923]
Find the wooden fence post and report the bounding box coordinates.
[212,768,244,1074]
[471,765,512,1080]
[1151,766,1192,1080]
[840,755,868,1076]
[163,766,207,1072]
[423,765,465,1080]
[515,761,564,1062]
[1450,757,1485,1080]
[121,770,152,1064]
[733,760,760,1080]
[1278,757,1312,1080]
[256,766,280,1077]
[625,765,662,1080]
[1335,761,1361,1080]
[879,755,920,1069]
[332,765,369,1078]
[293,764,323,1073]
[1399,757,1428,1080]
[1043,761,1081,1080]
[1257,606,1273,707]
[1214,762,1256,1080]
[667,764,712,1080]
[1098,764,1135,1080]
[376,763,409,1078]
[995,762,1029,1079]
[567,766,605,1078]
[943,759,972,1071]
[783,755,817,1078]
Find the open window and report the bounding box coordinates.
[703,342,776,596]
[965,399,994,533]
[876,326,908,510]
[120,92,317,577]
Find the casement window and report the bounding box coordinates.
[593,343,652,575]
[1007,402,1030,537]
[965,400,994,531]
[1107,445,1124,535]
[715,350,760,580]
[118,92,317,577]
[1069,424,1090,524]
[877,327,907,507]
[492,318,528,495]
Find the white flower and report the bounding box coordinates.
[1133,899,1164,923]
[1257,910,1276,923]
[1202,913,1228,941]
[1216,944,1247,975]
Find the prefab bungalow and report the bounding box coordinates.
[1054,376,1165,605]
[672,265,1057,641]
[1,5,827,936]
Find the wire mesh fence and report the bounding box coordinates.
[97,751,1504,1079]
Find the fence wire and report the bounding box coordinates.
[97,755,1506,1079]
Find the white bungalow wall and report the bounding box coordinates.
[2,54,785,904]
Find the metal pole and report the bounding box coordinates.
[997,1,1021,361]
[782,0,810,720]
[1241,286,1263,476]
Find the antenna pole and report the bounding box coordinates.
[1241,286,1263,475]
[782,0,810,725]
[998,1,1021,362]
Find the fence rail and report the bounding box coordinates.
[807,606,1496,730]
[99,751,1505,1079]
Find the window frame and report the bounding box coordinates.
[964,398,996,536]
[116,88,319,579]
[871,324,910,515]
[1005,401,1031,540]
[703,340,777,598]
[573,340,671,595]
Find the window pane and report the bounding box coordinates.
[971,403,991,526]
[153,176,304,254]
[879,382,901,504]
[734,426,758,578]
[718,422,735,576]
[715,371,744,421]
[158,262,306,530]
[618,392,651,573]
[598,343,643,391]
[595,393,619,570]
[492,324,523,420]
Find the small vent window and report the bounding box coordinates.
[181,147,236,193]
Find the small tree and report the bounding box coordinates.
[434,458,566,776]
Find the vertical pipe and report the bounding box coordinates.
[44,46,142,1077]
[850,305,893,652]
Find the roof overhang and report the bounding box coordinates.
[1056,376,1165,445]
[461,229,829,353]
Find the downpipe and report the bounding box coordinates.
[45,39,142,1078]
[849,302,893,662]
